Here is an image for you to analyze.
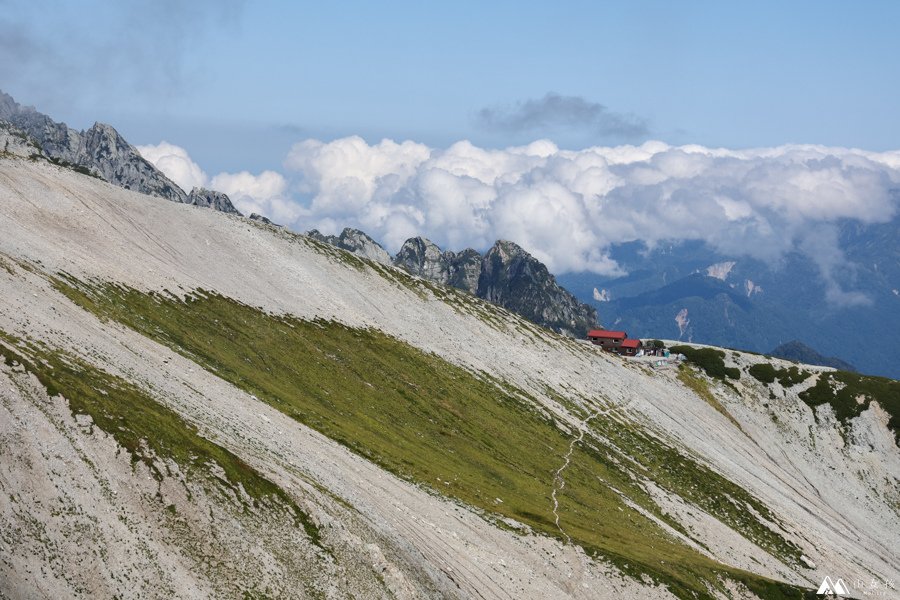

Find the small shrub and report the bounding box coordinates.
[670,345,740,380]
[748,363,777,384]
[777,366,810,387]
[749,363,810,387]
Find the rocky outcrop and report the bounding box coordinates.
[0,90,231,213]
[306,228,392,265]
[313,230,598,335]
[1,91,186,203]
[391,237,597,335]
[394,237,450,282]
[393,237,482,295]
[250,213,280,226]
[0,92,82,161]
[187,188,242,215]
[79,123,187,203]
[0,122,42,158]
[476,240,598,336]
[448,248,483,295]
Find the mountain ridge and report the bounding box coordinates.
[559,230,900,379]
[769,340,857,372]
[309,229,599,336]
[0,90,241,215]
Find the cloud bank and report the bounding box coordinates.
[141,136,900,304]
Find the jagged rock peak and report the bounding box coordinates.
[393,237,482,295]
[80,122,187,203]
[478,240,598,336]
[448,248,483,295]
[0,90,20,117]
[0,90,186,204]
[306,228,392,265]
[394,237,450,281]
[487,239,531,262]
[187,187,242,216]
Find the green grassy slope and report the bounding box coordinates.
[0,330,322,548]
[44,275,818,599]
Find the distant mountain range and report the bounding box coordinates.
[769,340,857,372]
[558,228,900,378]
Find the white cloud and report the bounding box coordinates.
[209,170,290,218]
[281,137,900,303]
[144,136,900,305]
[136,141,207,192]
[285,136,431,217]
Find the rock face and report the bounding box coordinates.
[394,237,450,282]
[476,240,598,336]
[393,237,482,295]
[317,231,598,336]
[187,188,242,216]
[1,90,236,215]
[0,92,82,161]
[79,123,187,203]
[306,228,392,265]
[392,236,597,336]
[2,90,245,217]
[449,249,483,295]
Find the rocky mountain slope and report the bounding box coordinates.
[0,90,240,215]
[475,240,597,336]
[0,86,592,336]
[0,155,898,599]
[312,231,598,336]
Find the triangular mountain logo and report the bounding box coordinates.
[816,576,851,596]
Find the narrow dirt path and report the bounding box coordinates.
[550,409,605,543]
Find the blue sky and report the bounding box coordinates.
[3,1,899,174]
